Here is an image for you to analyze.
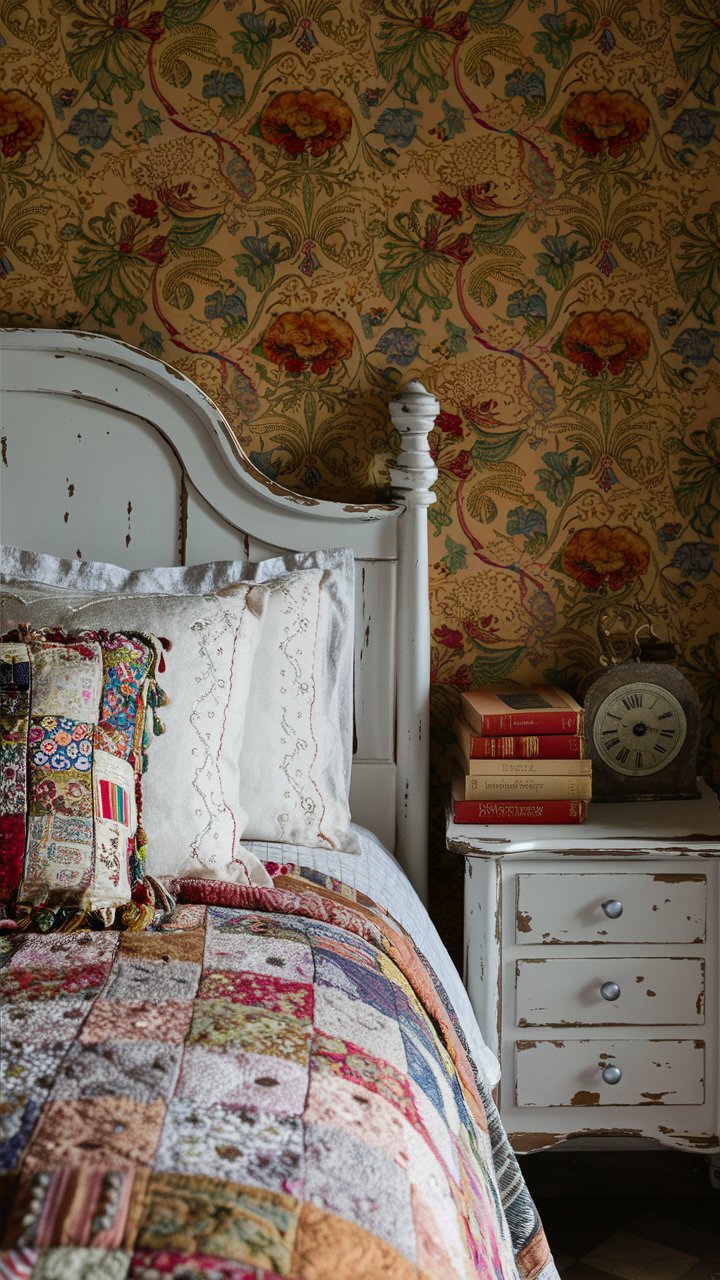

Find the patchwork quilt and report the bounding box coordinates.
[0,867,558,1280]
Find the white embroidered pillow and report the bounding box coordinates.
[235,564,359,852]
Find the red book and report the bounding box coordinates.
[451,773,587,824]
[460,684,583,736]
[454,717,585,760]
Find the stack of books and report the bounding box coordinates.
[451,684,589,825]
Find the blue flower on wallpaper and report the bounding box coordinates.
[528,372,556,416]
[374,108,421,149]
[67,108,112,149]
[233,12,277,69]
[507,506,547,541]
[202,70,245,108]
[656,522,681,551]
[507,290,547,322]
[375,326,420,365]
[529,589,557,634]
[670,328,717,368]
[669,542,716,581]
[204,289,248,326]
[232,370,260,419]
[670,109,717,149]
[505,69,546,102]
[437,99,465,140]
[358,88,383,117]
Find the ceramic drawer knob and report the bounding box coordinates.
[600,980,621,1001]
[602,899,623,919]
[602,1064,622,1085]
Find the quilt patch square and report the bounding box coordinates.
[8,931,119,972]
[21,1098,167,1172]
[137,1174,299,1272]
[104,958,201,1004]
[177,1046,308,1116]
[1,962,112,1003]
[187,1001,310,1063]
[50,1041,183,1105]
[312,951,397,1020]
[197,970,314,1021]
[80,1000,194,1045]
[154,1099,304,1191]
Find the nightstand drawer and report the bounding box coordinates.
[515,872,706,945]
[516,957,704,1026]
[514,1038,705,1108]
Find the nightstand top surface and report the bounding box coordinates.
[448,778,720,857]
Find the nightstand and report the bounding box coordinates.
[447,781,720,1176]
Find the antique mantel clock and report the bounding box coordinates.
[582,612,701,802]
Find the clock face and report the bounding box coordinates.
[592,682,687,776]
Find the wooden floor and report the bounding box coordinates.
[520,1152,720,1279]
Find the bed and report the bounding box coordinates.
[0,328,558,1280]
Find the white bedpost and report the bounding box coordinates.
[388,380,439,903]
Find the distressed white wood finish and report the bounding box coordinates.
[515,1040,705,1109]
[516,872,707,946]
[388,381,439,904]
[450,785,720,1154]
[516,957,704,1027]
[0,329,438,898]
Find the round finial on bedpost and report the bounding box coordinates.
[387,379,439,903]
[388,380,439,508]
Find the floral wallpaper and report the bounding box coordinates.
[2,0,719,805]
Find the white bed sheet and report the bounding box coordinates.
[241,824,501,1088]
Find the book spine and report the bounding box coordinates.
[467,709,583,736]
[467,734,585,760]
[459,753,591,776]
[452,798,587,824]
[463,774,592,801]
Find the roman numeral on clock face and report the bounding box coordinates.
[622,692,643,710]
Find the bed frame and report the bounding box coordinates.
[0,328,438,900]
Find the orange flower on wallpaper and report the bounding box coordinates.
[562,309,650,376]
[562,526,650,591]
[259,90,352,157]
[261,310,354,375]
[561,89,650,157]
[0,89,44,157]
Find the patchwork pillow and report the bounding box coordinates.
[1,586,274,884]
[0,629,162,930]
[2,545,360,857]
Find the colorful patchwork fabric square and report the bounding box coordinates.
[0,629,167,932]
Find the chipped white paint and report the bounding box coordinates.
[0,329,438,899]
[516,872,707,946]
[450,784,720,1155]
[515,1039,705,1109]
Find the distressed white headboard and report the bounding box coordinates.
[0,329,438,900]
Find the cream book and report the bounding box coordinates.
[454,745,591,776]
[461,772,592,801]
